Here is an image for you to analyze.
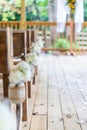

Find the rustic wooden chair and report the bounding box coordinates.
[31,29,38,77]
[12,29,39,121]
[26,29,38,84]
[12,29,30,121]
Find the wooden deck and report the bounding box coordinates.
[1,54,87,130]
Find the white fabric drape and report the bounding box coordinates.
[74,0,84,33]
[56,0,67,32]
[56,0,84,33]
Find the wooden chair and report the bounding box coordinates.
[13,30,30,121]
[30,29,38,83]
[0,28,23,130]
[12,29,39,121]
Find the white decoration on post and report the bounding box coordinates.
[0,102,16,130]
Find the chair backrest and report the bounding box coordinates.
[13,30,27,57]
[26,29,38,52]
[0,28,13,73]
[31,29,38,43]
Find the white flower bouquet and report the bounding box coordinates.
[37,36,44,48]
[0,102,16,130]
[31,43,41,55]
[25,52,38,66]
[30,65,35,77]
[31,37,44,55]
[9,61,32,86]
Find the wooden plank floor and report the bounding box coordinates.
[1,54,87,130]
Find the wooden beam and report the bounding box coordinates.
[70,18,74,53]
[3,73,9,97]
[16,104,22,130]
[20,0,26,29]
[22,83,28,121]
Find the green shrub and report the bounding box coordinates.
[54,38,70,49]
[54,38,79,49]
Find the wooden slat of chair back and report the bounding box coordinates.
[0,28,13,73]
[26,29,38,51]
[31,29,35,43]
[31,29,38,43]
[13,30,27,58]
[26,29,31,53]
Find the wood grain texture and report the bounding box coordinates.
[0,28,13,73]
[13,30,27,57]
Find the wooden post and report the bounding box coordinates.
[0,28,13,97]
[16,104,22,130]
[70,18,74,54]
[28,81,31,98]
[20,0,26,29]
[22,83,28,121]
[32,73,36,85]
[3,74,9,97]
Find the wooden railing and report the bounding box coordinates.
[0,21,87,27]
[75,22,87,52]
[0,21,20,29]
[0,21,87,53]
[0,21,70,28]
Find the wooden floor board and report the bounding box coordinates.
[30,115,46,130]
[29,54,47,130]
[22,54,44,130]
[54,56,81,130]
[60,56,87,130]
[54,56,76,115]
[47,55,64,130]
[33,55,48,115]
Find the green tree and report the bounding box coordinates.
[84,0,87,21]
[0,0,49,21]
[26,0,49,21]
[0,0,21,21]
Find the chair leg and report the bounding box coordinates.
[35,66,38,75]
[28,81,31,98]
[22,83,28,121]
[3,73,9,97]
[16,103,22,130]
[32,74,36,85]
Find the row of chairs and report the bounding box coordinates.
[0,27,39,130]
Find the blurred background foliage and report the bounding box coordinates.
[0,0,87,21]
[0,0,49,21]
